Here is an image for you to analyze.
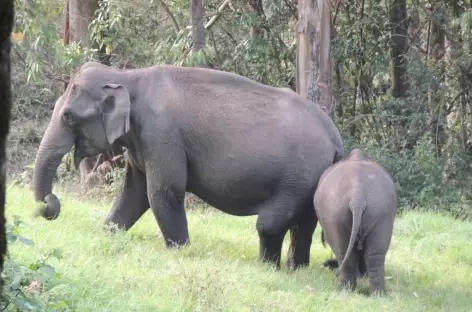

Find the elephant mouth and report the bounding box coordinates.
[73,137,85,170]
[73,147,82,170]
[72,135,109,170]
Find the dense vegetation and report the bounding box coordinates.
[3,0,472,310]
[8,0,472,217]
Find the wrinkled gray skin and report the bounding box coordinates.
[33,62,344,269]
[314,148,397,293]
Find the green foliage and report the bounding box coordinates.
[344,135,472,219]
[87,0,296,86]
[1,216,70,311]
[8,0,472,220]
[13,0,85,82]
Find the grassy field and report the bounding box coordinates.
[4,184,472,312]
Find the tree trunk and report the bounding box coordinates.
[69,0,99,47]
[426,2,445,154]
[64,0,70,45]
[247,0,264,37]
[390,0,409,98]
[0,0,14,294]
[190,0,205,51]
[296,0,333,115]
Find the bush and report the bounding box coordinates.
[1,216,71,311]
[343,135,472,219]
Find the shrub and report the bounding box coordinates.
[1,216,71,311]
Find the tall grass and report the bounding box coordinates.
[4,185,472,311]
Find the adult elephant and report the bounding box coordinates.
[32,62,344,269]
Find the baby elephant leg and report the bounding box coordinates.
[364,218,393,294]
[324,252,367,278]
[358,250,368,278]
[365,251,386,294]
[323,258,338,270]
[337,250,359,290]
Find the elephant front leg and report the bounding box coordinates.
[286,204,317,270]
[148,190,189,248]
[146,161,189,248]
[104,162,149,231]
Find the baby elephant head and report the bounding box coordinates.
[346,148,373,162]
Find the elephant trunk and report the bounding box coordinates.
[33,104,74,220]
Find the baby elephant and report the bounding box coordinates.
[314,148,397,294]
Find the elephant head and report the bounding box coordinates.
[33,62,131,219]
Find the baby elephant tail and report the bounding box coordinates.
[336,195,366,276]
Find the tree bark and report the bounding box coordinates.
[390,0,409,98]
[69,0,99,47]
[247,0,264,37]
[190,0,205,51]
[0,0,14,294]
[157,0,180,33]
[427,2,446,153]
[64,0,70,45]
[296,0,333,115]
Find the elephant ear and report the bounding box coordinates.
[100,83,131,145]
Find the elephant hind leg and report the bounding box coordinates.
[337,251,358,291]
[358,249,368,278]
[364,217,393,294]
[256,197,302,268]
[104,162,149,231]
[286,203,317,270]
[328,222,359,290]
[365,251,386,294]
[257,230,286,268]
[364,239,388,294]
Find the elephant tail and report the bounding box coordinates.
[336,192,366,277]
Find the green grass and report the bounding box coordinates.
[5,184,472,312]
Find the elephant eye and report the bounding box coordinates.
[63,111,76,125]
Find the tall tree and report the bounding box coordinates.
[390,0,409,98]
[0,0,14,294]
[296,0,333,114]
[247,0,264,37]
[63,0,70,45]
[66,0,111,64]
[63,0,102,88]
[190,0,205,51]
[69,0,99,47]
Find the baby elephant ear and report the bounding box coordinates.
[100,83,131,145]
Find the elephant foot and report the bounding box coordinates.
[340,278,357,291]
[324,257,367,278]
[165,238,190,250]
[323,258,338,270]
[102,221,124,233]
